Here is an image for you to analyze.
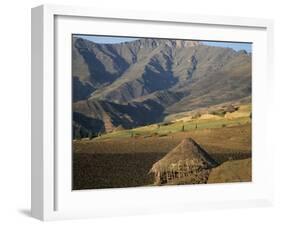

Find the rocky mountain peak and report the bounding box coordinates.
[127,38,200,49]
[173,40,200,48]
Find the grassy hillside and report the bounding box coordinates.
[90,104,251,140]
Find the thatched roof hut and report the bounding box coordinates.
[149,138,218,185]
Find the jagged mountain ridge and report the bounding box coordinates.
[72,37,251,136]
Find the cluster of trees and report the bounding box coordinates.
[157,121,173,128]
[73,128,102,140]
[209,104,238,116]
[191,112,201,119]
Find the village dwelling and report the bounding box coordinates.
[149,138,218,185]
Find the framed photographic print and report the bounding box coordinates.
[31,4,274,221]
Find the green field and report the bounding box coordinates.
[94,115,250,140]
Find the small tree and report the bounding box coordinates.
[76,129,82,140]
[210,109,226,117]
[192,112,201,119]
[88,132,96,140]
[226,104,237,113]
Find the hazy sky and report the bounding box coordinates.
[74,35,252,52]
[201,41,251,52]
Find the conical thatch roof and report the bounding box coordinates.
[150,138,218,174]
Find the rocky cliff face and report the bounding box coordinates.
[72,37,251,135]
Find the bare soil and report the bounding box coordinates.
[73,124,251,189]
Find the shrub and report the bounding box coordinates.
[160,121,173,126]
[152,132,158,136]
[192,112,201,119]
[74,128,83,140]
[210,109,226,117]
[158,133,168,137]
[76,133,81,140]
[88,132,97,140]
[225,105,237,113]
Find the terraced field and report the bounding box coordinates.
[73,116,251,189]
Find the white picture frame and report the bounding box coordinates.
[31,4,274,221]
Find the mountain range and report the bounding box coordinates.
[72,37,251,137]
